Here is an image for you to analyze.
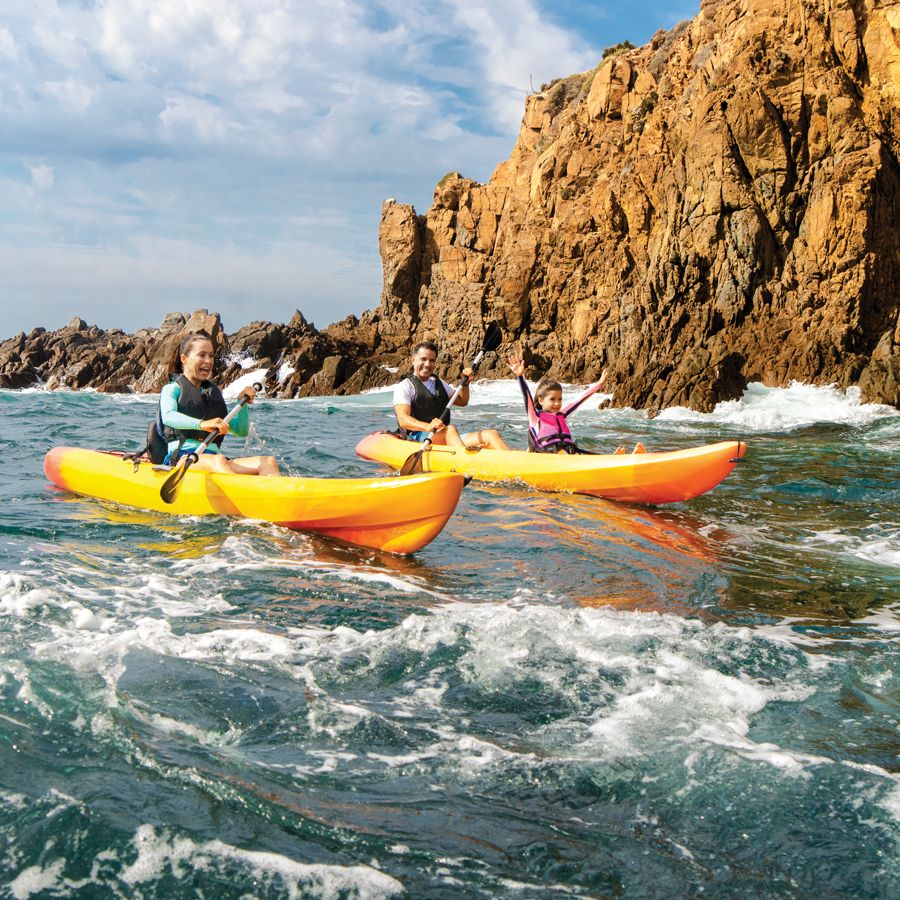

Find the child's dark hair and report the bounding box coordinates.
[534,378,563,407]
[171,331,214,374]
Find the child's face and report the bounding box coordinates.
[540,389,563,413]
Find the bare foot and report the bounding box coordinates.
[633,442,647,454]
[614,446,626,455]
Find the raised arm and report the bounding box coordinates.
[516,376,540,428]
[508,354,539,427]
[562,370,607,417]
[449,368,471,407]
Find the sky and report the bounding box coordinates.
[0,0,697,337]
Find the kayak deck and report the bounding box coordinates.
[44,447,465,554]
[355,433,746,504]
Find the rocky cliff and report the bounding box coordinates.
[363,0,900,410]
[2,0,898,409]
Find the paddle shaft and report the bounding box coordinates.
[418,346,487,452]
[190,387,256,457]
[160,381,262,502]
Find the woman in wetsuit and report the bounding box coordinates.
[159,332,280,475]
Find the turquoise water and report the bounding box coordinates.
[1,381,898,897]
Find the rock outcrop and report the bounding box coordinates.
[0,306,394,398]
[0,311,225,394]
[360,0,900,409]
[1,0,898,409]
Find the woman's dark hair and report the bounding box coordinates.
[534,378,563,407]
[171,331,215,374]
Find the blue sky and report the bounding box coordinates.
[0,0,697,337]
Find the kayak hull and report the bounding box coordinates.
[355,433,746,504]
[44,447,465,554]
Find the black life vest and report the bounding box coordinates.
[126,375,228,468]
[397,374,451,437]
[157,374,228,446]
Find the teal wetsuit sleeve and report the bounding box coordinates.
[159,382,203,431]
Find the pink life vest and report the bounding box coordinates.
[529,409,576,452]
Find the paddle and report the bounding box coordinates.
[160,382,262,504]
[399,322,503,476]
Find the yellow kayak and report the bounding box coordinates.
[44,447,465,554]
[355,433,746,504]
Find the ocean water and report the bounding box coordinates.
[1,379,898,898]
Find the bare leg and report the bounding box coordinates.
[228,455,281,475]
[440,425,467,448]
[186,453,280,476]
[187,453,235,474]
[463,429,509,450]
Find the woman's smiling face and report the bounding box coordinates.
[180,338,216,383]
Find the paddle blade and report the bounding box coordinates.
[482,320,502,353]
[160,458,192,503]
[399,448,425,476]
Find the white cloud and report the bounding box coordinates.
[40,78,96,111]
[159,93,243,142]
[34,23,90,69]
[447,0,597,128]
[0,0,625,337]
[0,27,19,61]
[29,165,55,190]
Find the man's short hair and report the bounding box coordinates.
[412,340,439,356]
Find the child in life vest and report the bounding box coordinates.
[508,354,645,454]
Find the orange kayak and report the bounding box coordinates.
[355,433,746,504]
[44,447,465,554]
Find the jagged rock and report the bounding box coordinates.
[297,355,353,397]
[364,0,900,410]
[132,309,226,394]
[335,361,395,396]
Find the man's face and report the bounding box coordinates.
[412,347,438,380]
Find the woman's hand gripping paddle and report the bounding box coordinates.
[160,382,263,504]
[399,322,502,476]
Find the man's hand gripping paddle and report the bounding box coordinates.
[160,382,262,504]
[399,322,502,476]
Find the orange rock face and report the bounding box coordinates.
[362,0,900,409]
